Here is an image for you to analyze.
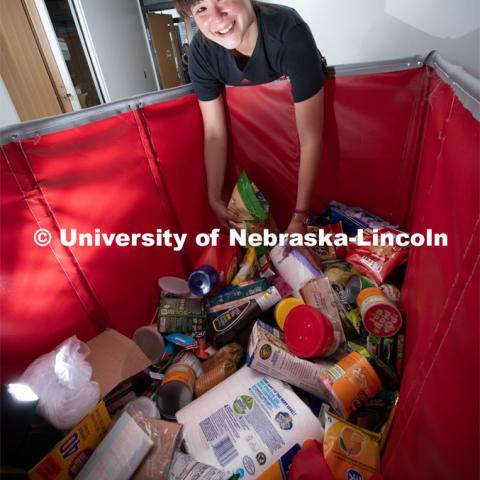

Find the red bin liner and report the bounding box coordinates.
[1,60,478,479]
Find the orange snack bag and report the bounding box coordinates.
[323,411,381,480]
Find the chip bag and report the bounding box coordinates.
[228,171,277,256]
[308,222,347,261]
[346,227,409,284]
[231,247,258,285]
[324,411,381,480]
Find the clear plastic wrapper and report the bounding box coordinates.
[20,336,100,430]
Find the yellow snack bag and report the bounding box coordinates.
[323,411,381,480]
[231,247,258,285]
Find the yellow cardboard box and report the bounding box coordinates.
[28,401,111,480]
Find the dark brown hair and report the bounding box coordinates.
[172,0,201,18]
[173,0,257,18]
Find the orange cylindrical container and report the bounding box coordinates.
[321,352,383,418]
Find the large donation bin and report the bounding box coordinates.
[1,52,479,479]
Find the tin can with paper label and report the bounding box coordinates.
[156,363,196,420]
[321,352,383,418]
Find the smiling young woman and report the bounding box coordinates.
[173,0,327,240]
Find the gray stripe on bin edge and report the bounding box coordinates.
[331,55,426,76]
[426,51,480,121]
[0,84,195,145]
[1,53,478,145]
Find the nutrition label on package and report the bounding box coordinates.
[199,378,294,468]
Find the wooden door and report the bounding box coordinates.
[0,0,73,121]
[147,13,181,89]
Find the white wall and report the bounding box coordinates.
[265,0,480,78]
[78,0,157,101]
[0,76,20,128]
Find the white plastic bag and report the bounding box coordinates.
[21,336,100,430]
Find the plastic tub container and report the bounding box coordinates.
[357,288,403,337]
[132,325,165,364]
[284,305,338,358]
[125,396,160,419]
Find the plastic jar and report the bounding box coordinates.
[274,297,304,330]
[132,325,165,364]
[284,305,338,358]
[356,287,402,337]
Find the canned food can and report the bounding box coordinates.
[156,363,196,420]
[321,352,383,418]
[345,275,377,304]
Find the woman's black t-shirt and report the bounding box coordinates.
[189,2,326,103]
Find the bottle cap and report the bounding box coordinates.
[188,265,218,296]
[284,305,335,358]
[274,297,304,330]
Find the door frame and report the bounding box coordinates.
[31,0,82,110]
[139,0,194,89]
[67,0,109,103]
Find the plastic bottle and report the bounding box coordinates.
[283,305,340,358]
[188,236,240,296]
[207,286,282,347]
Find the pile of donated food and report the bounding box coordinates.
[15,171,409,480]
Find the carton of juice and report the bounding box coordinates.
[323,411,381,480]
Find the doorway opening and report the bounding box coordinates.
[140,1,198,89]
[43,0,102,107]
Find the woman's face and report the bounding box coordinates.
[192,0,257,51]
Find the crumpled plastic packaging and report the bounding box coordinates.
[21,336,100,430]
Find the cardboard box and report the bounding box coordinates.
[87,329,151,398]
[205,279,269,308]
[157,297,206,333]
[247,322,333,400]
[76,412,153,480]
[28,402,111,480]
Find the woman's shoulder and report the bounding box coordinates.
[256,1,305,40]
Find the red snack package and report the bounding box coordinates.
[308,222,347,261]
[288,440,335,480]
[346,228,409,284]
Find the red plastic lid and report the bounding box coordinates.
[284,305,335,358]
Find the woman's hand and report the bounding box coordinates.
[285,216,308,238]
[209,198,239,229]
[283,215,321,270]
[283,215,307,256]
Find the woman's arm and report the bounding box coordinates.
[287,87,325,233]
[199,94,237,227]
